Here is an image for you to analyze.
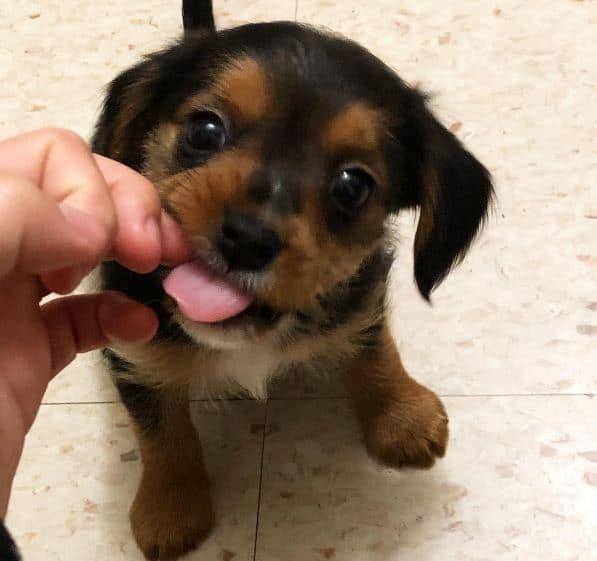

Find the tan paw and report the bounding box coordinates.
[130,474,214,560]
[363,385,449,469]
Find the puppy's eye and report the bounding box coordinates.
[329,168,374,213]
[180,111,227,157]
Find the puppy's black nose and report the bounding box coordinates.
[217,214,282,271]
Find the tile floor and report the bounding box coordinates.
[1,1,596,560]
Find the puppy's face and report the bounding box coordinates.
[95,23,493,348]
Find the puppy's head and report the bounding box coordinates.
[94,3,493,347]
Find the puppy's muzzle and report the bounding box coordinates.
[216,213,282,272]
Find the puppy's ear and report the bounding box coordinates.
[404,108,493,300]
[183,0,216,33]
[92,61,156,170]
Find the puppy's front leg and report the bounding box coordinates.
[115,380,213,561]
[344,323,449,468]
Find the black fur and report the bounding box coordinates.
[413,117,493,298]
[315,250,391,331]
[246,165,303,215]
[103,348,134,373]
[183,0,215,33]
[93,23,492,299]
[104,345,163,436]
[90,4,491,557]
[279,250,391,346]
[357,319,384,350]
[114,380,162,437]
[92,8,492,354]
[101,262,191,343]
[0,520,20,561]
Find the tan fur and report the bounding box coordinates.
[111,341,202,388]
[128,389,213,560]
[212,56,270,122]
[158,150,261,240]
[109,61,160,160]
[342,322,449,468]
[138,71,393,317]
[414,167,440,257]
[100,48,456,561]
[143,122,182,182]
[177,56,269,125]
[265,210,381,311]
[323,102,387,156]
[144,137,386,315]
[110,278,385,396]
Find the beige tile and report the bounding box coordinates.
[6,400,265,561]
[296,0,597,395]
[256,396,597,561]
[213,0,297,28]
[43,350,119,404]
[0,0,295,139]
[267,369,347,399]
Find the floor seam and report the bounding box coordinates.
[252,399,268,561]
[439,392,595,398]
[39,392,595,407]
[264,393,595,399]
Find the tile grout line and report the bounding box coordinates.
[39,392,595,407]
[294,0,298,21]
[252,398,268,561]
[262,392,595,399]
[440,392,595,398]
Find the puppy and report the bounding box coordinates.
[93,1,493,558]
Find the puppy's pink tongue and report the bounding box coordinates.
[163,261,253,323]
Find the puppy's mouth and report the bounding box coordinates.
[163,260,281,328]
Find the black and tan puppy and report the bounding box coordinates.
[94,1,493,558]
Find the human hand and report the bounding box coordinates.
[0,129,189,517]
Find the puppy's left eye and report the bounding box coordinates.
[329,168,374,213]
[180,111,227,159]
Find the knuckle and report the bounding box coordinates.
[41,127,87,149]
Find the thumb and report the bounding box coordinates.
[41,292,157,375]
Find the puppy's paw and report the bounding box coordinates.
[130,474,214,560]
[363,385,449,469]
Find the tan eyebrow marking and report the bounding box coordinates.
[179,55,270,124]
[323,102,387,154]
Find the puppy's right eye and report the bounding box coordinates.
[180,111,227,160]
[329,167,374,215]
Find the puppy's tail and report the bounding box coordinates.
[183,0,216,33]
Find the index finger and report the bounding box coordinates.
[0,128,116,259]
[94,155,191,271]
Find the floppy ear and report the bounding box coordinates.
[91,61,156,170]
[183,0,216,33]
[407,111,493,300]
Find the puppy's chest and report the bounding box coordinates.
[206,342,284,398]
